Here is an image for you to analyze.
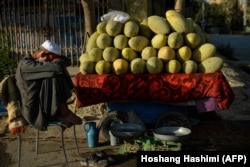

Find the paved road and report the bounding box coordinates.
[208,34,250,62]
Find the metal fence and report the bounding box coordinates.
[0,0,109,65]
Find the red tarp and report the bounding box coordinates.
[74,72,234,110]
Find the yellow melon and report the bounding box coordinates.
[139,19,154,39]
[95,60,111,74]
[113,34,128,50]
[176,46,192,62]
[141,46,157,60]
[130,58,146,74]
[193,22,207,44]
[112,59,129,74]
[166,10,188,33]
[192,43,216,62]
[128,36,149,52]
[146,57,163,74]
[121,47,138,61]
[126,17,140,24]
[165,59,181,73]
[103,47,120,62]
[96,33,113,49]
[79,53,91,63]
[168,32,184,49]
[124,20,140,37]
[86,31,99,52]
[88,48,103,62]
[106,20,123,37]
[96,21,107,34]
[165,10,183,17]
[151,34,168,49]
[147,15,170,34]
[186,18,194,33]
[184,33,201,49]
[198,57,224,73]
[80,61,96,74]
[182,60,198,74]
[158,46,175,62]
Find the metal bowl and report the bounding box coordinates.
[110,123,145,139]
[153,126,191,142]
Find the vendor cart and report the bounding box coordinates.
[74,71,234,140]
[99,101,191,139]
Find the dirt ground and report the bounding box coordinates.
[1,112,250,167]
[0,113,137,167]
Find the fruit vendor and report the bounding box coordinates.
[15,40,82,131]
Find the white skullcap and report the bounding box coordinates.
[40,40,61,55]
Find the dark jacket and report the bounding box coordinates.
[15,55,74,130]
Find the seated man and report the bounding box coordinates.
[15,40,82,130]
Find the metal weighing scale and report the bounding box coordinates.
[111,123,191,154]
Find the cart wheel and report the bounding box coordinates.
[155,112,191,129]
[97,110,128,140]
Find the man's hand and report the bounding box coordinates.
[32,50,42,59]
[32,50,47,61]
[32,50,60,62]
[47,55,60,61]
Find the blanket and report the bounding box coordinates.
[74,72,234,110]
[0,75,27,136]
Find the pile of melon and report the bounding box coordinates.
[79,10,223,75]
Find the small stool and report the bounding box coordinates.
[17,121,80,167]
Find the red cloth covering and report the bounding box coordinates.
[74,72,234,110]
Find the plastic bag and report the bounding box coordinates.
[101,10,130,23]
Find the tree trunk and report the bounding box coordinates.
[80,0,96,52]
[81,0,95,36]
[175,0,185,15]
